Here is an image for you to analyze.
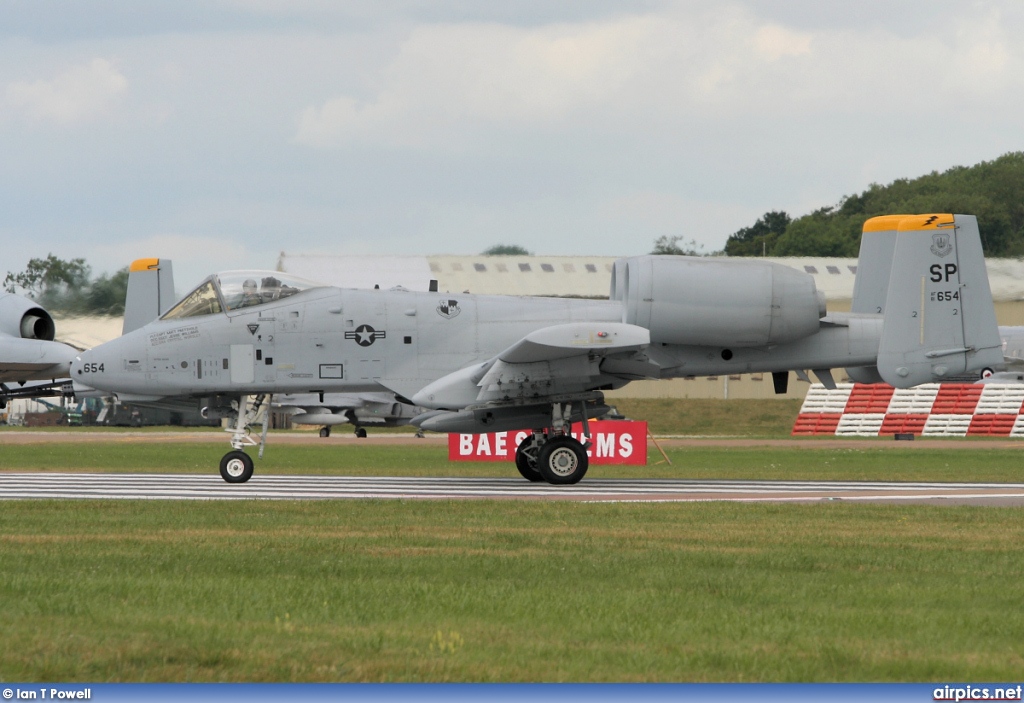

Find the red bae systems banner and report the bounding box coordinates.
[448,421,648,464]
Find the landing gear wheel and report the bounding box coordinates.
[536,436,588,485]
[319,426,331,438]
[220,450,254,483]
[514,437,544,482]
[354,427,367,438]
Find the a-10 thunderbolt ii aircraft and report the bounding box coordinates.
[0,290,78,403]
[975,329,1024,384]
[70,213,1003,484]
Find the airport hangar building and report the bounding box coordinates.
[52,254,1024,402]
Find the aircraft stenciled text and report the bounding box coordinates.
[149,325,200,347]
[930,263,958,282]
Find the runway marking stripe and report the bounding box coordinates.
[2,474,1023,502]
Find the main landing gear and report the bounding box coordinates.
[513,402,591,485]
[218,393,271,483]
[316,425,367,438]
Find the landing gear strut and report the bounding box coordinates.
[218,393,271,484]
[513,402,590,485]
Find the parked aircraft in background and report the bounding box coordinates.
[70,214,1003,485]
[976,326,1024,384]
[0,291,78,404]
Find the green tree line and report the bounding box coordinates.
[724,151,1024,257]
[4,254,129,316]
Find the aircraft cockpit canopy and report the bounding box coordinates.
[161,271,324,320]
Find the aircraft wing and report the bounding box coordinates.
[410,322,653,413]
[0,335,78,383]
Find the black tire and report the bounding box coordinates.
[536,436,588,485]
[319,426,330,438]
[354,427,367,438]
[514,437,544,482]
[220,450,254,483]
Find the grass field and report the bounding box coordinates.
[611,398,805,436]
[1,500,1023,682]
[2,399,1023,682]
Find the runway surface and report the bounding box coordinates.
[3,473,1024,504]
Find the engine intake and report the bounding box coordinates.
[21,311,56,341]
[610,256,825,347]
[0,293,57,341]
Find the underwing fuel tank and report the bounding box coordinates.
[610,256,826,347]
[412,403,610,435]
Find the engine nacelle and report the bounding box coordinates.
[0,293,56,341]
[610,256,825,347]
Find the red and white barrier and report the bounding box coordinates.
[792,383,1024,437]
[448,420,648,464]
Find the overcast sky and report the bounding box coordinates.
[2,0,1022,290]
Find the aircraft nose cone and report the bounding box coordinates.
[71,354,87,378]
[71,346,113,387]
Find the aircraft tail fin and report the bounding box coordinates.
[122,258,175,335]
[850,214,913,315]
[876,214,1002,388]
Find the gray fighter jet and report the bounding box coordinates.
[974,327,1024,384]
[0,291,78,404]
[70,213,1003,484]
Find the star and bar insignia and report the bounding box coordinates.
[345,324,386,347]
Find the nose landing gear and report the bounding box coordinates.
[218,393,271,483]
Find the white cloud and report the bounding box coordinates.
[292,3,1024,156]
[753,23,812,60]
[294,15,670,148]
[6,58,127,125]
